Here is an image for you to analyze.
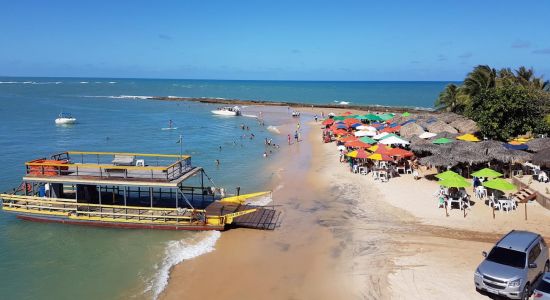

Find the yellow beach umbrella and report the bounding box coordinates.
[367,144,393,152]
[456,133,480,142]
[367,153,393,161]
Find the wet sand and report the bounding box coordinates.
[160,107,550,300]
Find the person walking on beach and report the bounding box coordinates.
[294,131,299,142]
[314,115,318,122]
[288,134,291,145]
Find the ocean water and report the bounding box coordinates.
[0,80,287,300]
[0,77,454,108]
[0,77,447,299]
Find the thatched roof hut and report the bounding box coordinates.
[426,121,458,134]
[419,155,458,168]
[533,148,550,167]
[433,131,459,140]
[489,148,533,164]
[438,113,462,124]
[526,138,550,153]
[399,123,425,139]
[450,119,478,133]
[452,149,489,164]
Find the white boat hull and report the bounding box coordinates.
[55,118,77,125]
[211,110,238,116]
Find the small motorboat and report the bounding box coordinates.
[55,113,77,125]
[211,106,241,116]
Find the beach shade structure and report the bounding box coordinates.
[354,130,376,137]
[356,125,376,131]
[333,116,346,121]
[389,147,414,158]
[380,126,401,133]
[368,144,393,153]
[471,168,503,179]
[482,178,517,192]
[402,112,411,117]
[346,148,370,159]
[333,129,348,136]
[456,133,480,142]
[503,143,529,151]
[432,138,454,144]
[335,124,348,129]
[350,123,363,129]
[532,148,550,168]
[526,138,550,153]
[344,118,362,125]
[340,135,358,142]
[435,170,464,181]
[367,153,393,161]
[359,136,377,144]
[379,113,395,121]
[363,114,384,122]
[378,133,400,140]
[438,177,471,188]
[373,132,390,140]
[379,135,410,146]
[342,111,353,116]
[419,132,437,139]
[345,140,371,148]
[322,119,334,126]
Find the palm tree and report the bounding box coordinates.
[515,66,549,91]
[435,83,465,112]
[497,68,516,87]
[462,65,497,98]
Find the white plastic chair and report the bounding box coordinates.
[489,194,501,210]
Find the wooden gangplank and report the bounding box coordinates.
[205,202,280,230]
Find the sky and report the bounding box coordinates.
[1,0,550,81]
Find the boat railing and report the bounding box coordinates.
[0,194,207,223]
[25,151,193,181]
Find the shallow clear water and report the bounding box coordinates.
[0,82,282,299]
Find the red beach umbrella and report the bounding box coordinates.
[333,129,348,136]
[344,118,361,125]
[340,136,358,142]
[345,140,372,148]
[389,148,414,157]
[374,145,394,155]
[380,126,401,133]
[322,119,334,126]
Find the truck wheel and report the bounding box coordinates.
[521,283,530,300]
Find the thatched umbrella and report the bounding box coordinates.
[433,131,459,139]
[490,148,533,164]
[438,113,462,124]
[533,148,550,167]
[475,140,503,156]
[399,123,425,139]
[411,141,443,155]
[526,138,550,153]
[452,149,490,165]
[450,119,479,133]
[419,155,458,168]
[427,121,458,134]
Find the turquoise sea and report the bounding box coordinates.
[0,77,449,299]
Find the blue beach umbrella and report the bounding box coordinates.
[503,143,529,151]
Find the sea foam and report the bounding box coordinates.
[148,231,221,299]
[267,125,281,134]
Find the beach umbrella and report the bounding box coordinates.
[342,111,353,116]
[483,178,516,192]
[432,138,454,144]
[336,124,348,129]
[363,114,384,121]
[344,118,361,125]
[388,147,414,157]
[322,119,334,126]
[345,140,371,148]
[333,129,348,135]
[402,112,411,117]
[471,168,503,179]
[340,136,358,142]
[419,132,437,139]
[337,145,347,151]
[354,130,376,137]
[379,135,410,146]
[373,132,390,140]
[367,153,393,161]
[373,145,394,156]
[368,144,392,152]
[359,136,377,144]
[346,148,370,159]
[356,125,376,131]
[439,177,471,188]
[350,123,363,129]
[532,148,550,168]
[456,133,480,142]
[379,133,400,140]
[435,170,464,181]
[333,116,345,121]
[380,126,401,133]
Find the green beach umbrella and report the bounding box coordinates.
[482,178,516,192]
[333,116,345,121]
[471,168,503,179]
[379,133,399,140]
[402,112,411,117]
[432,138,454,144]
[439,177,471,188]
[363,113,383,121]
[345,114,360,119]
[379,113,395,121]
[359,136,377,144]
[435,170,464,181]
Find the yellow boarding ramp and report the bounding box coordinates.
[219,191,271,204]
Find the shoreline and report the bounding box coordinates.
[150,96,435,113]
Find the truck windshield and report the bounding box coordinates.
[487,247,526,269]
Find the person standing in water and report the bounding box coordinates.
[287,134,291,145]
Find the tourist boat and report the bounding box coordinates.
[0,151,279,231]
[55,112,77,125]
[211,106,241,116]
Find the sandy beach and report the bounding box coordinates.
[160,106,550,300]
